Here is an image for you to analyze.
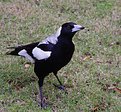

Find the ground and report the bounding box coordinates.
[0,0,121,112]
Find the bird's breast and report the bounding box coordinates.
[46,41,75,71]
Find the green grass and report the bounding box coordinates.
[0,0,121,111]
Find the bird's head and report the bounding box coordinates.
[60,22,85,37]
[50,22,85,43]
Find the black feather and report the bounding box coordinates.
[6,42,39,56]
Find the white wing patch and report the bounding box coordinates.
[32,47,51,60]
[18,49,35,63]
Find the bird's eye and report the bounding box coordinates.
[67,25,72,30]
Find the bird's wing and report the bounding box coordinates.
[7,42,39,55]
[7,27,61,62]
[7,42,39,63]
[7,41,55,62]
[32,42,54,60]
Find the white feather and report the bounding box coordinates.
[32,47,51,60]
[39,27,62,45]
[18,49,35,63]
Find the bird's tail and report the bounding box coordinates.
[6,46,21,56]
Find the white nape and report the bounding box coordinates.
[18,49,35,63]
[39,27,62,45]
[32,47,51,60]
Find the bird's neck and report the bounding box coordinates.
[59,33,75,41]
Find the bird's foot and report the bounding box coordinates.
[53,84,68,94]
[38,99,48,109]
[41,102,48,109]
[37,95,48,109]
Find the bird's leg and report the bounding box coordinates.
[38,79,47,108]
[54,73,62,85]
[53,72,67,94]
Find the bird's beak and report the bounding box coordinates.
[72,25,85,32]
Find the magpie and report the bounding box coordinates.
[7,22,85,108]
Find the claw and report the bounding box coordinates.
[37,98,48,109]
[41,102,48,109]
[53,84,68,94]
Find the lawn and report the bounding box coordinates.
[0,0,121,112]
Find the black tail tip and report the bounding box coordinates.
[6,51,12,55]
[6,50,18,55]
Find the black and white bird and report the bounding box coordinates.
[7,22,85,108]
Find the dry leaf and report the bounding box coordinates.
[109,41,121,46]
[114,88,121,94]
[108,86,121,94]
[24,64,30,68]
[91,106,98,112]
[83,55,91,61]
[80,52,92,61]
